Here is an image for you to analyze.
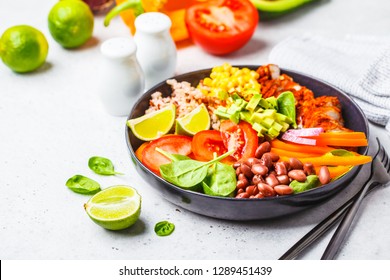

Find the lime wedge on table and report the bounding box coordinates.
[84,185,141,230]
[127,104,175,141]
[175,104,210,136]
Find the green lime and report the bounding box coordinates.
[48,0,94,48]
[175,104,210,136]
[0,25,48,73]
[127,104,176,141]
[84,185,141,231]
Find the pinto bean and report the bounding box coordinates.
[268,152,280,162]
[288,169,307,182]
[261,153,273,169]
[240,163,253,178]
[319,166,331,184]
[265,173,279,187]
[251,164,268,176]
[289,157,303,170]
[245,157,261,167]
[274,162,288,176]
[251,174,264,185]
[303,162,316,175]
[236,192,250,199]
[233,162,241,169]
[246,185,258,196]
[276,175,290,185]
[257,183,276,197]
[236,179,248,189]
[274,185,294,196]
[255,141,271,158]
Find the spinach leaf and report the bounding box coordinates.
[290,175,320,194]
[65,175,101,194]
[88,156,123,175]
[154,221,175,236]
[158,150,234,189]
[155,148,191,162]
[328,149,355,157]
[277,91,297,128]
[202,162,236,197]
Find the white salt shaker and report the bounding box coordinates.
[98,37,145,116]
[134,12,177,90]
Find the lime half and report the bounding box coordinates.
[175,104,210,136]
[127,103,176,141]
[84,185,141,230]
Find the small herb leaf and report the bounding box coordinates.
[88,156,123,175]
[65,175,101,194]
[154,221,175,236]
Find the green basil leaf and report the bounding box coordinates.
[154,221,175,236]
[65,175,101,194]
[88,156,123,175]
[290,175,320,194]
[202,163,236,197]
[277,91,297,128]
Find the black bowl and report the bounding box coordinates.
[125,66,369,221]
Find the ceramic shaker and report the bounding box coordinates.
[134,12,177,90]
[98,37,145,116]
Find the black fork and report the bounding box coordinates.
[279,137,390,260]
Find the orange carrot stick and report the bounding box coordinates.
[271,139,334,154]
[271,148,320,158]
[280,153,372,167]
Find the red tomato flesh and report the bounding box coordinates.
[220,120,258,161]
[141,135,193,175]
[192,130,227,161]
[185,0,259,55]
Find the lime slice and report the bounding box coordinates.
[127,103,175,141]
[84,185,141,231]
[175,104,210,136]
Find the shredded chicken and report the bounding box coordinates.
[256,64,350,132]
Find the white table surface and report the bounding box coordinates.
[1,0,390,260]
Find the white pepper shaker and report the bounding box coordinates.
[98,37,145,116]
[134,12,177,90]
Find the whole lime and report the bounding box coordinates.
[0,25,49,73]
[48,0,94,48]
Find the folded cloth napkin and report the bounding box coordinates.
[269,34,390,132]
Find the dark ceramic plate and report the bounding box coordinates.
[125,66,369,221]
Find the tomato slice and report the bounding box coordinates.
[185,0,259,55]
[141,135,193,175]
[220,120,258,161]
[192,130,227,161]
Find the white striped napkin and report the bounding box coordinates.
[269,34,390,132]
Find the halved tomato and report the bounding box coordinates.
[141,135,193,175]
[220,120,258,161]
[192,130,227,161]
[185,0,259,55]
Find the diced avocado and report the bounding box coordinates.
[240,111,252,123]
[261,117,274,129]
[266,96,278,110]
[267,126,280,139]
[262,109,276,118]
[259,98,270,109]
[231,93,241,101]
[275,112,287,122]
[214,107,230,119]
[280,122,290,132]
[252,122,267,134]
[245,93,262,111]
[272,121,283,132]
[227,103,240,115]
[229,111,240,124]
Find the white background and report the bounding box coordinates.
[1,0,390,262]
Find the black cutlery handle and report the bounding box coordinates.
[320,181,373,260]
